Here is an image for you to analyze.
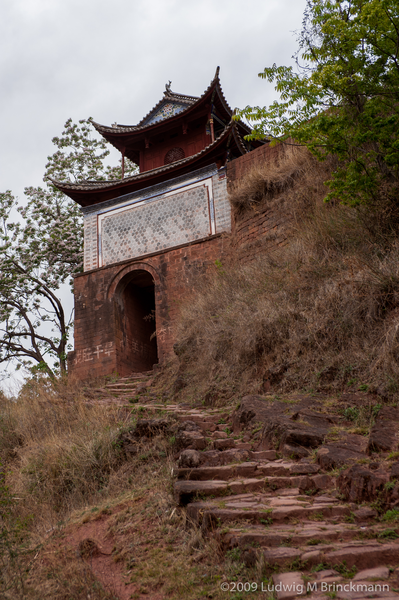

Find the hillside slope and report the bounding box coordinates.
[172,146,399,404]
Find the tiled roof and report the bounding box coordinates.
[91,67,251,137]
[51,120,245,194]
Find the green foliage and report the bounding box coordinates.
[333,560,357,579]
[378,528,398,540]
[382,508,399,522]
[343,407,359,422]
[237,0,399,208]
[0,119,137,377]
[385,481,396,491]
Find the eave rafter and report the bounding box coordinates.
[51,120,247,206]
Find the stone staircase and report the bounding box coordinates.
[84,371,155,404]
[86,377,399,598]
[167,400,399,597]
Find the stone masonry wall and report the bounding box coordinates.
[69,234,228,379]
[227,143,291,262]
[70,147,293,380]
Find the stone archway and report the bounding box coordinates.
[115,269,158,373]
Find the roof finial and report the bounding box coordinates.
[214,66,220,79]
[165,80,172,94]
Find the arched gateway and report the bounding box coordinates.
[114,269,158,373]
[53,68,262,379]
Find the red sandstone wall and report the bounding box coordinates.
[70,143,292,380]
[226,143,281,183]
[226,143,291,262]
[69,235,228,379]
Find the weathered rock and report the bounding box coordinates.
[250,450,277,461]
[175,429,206,451]
[281,443,311,459]
[317,438,366,469]
[325,543,399,570]
[213,438,235,450]
[178,449,202,468]
[232,397,334,461]
[174,480,227,505]
[264,422,326,450]
[353,566,390,581]
[312,474,333,490]
[314,569,340,581]
[212,431,227,440]
[298,474,332,494]
[368,406,399,453]
[234,442,252,450]
[177,420,201,432]
[337,464,388,502]
[232,395,278,432]
[353,507,378,521]
[301,549,323,565]
[194,448,250,466]
[197,450,221,465]
[260,410,333,458]
[290,463,320,475]
[298,476,314,493]
[390,461,399,481]
[272,572,305,600]
[134,418,170,437]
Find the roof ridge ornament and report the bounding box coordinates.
[165,80,172,95]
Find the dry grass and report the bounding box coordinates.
[0,379,245,599]
[1,379,129,517]
[173,149,399,402]
[228,144,324,215]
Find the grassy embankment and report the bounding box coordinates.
[173,145,399,404]
[0,378,249,600]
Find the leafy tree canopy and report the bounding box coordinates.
[237,0,399,207]
[0,119,137,378]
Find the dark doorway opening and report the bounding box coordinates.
[119,270,158,373]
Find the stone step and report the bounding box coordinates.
[217,521,379,549]
[174,477,311,505]
[243,541,399,572]
[270,568,395,600]
[176,462,262,481]
[105,388,141,394]
[176,460,320,481]
[174,413,224,424]
[185,491,349,525]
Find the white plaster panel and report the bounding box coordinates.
[100,184,211,267]
[213,174,231,233]
[83,213,98,271]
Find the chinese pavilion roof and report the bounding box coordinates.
[51,120,247,207]
[91,66,252,162]
[53,68,265,207]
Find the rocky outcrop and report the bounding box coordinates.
[317,433,368,469]
[337,464,388,502]
[368,406,399,453]
[232,396,334,458]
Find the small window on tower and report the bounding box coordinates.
[164,147,185,164]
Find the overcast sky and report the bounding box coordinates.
[0,0,307,392]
